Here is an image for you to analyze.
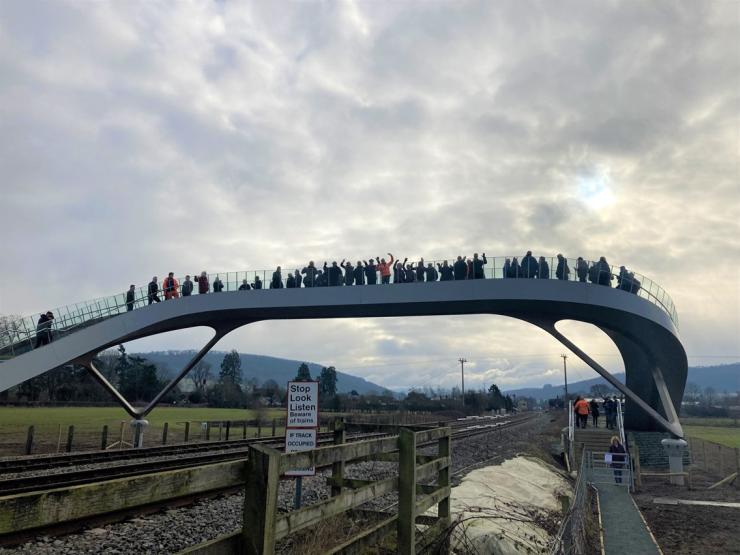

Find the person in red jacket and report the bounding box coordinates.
[376,253,395,284]
[163,272,180,300]
[574,396,590,428]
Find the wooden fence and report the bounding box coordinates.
[181,423,452,555]
[687,436,740,478]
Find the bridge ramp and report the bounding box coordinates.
[597,484,662,554]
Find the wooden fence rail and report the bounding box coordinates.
[181,424,452,555]
[687,436,740,478]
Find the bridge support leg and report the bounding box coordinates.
[662,438,688,486]
[75,325,237,419]
[528,320,683,438]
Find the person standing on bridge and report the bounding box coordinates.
[364,259,378,285]
[453,256,467,280]
[34,311,54,348]
[340,260,354,286]
[126,285,136,311]
[509,257,521,278]
[576,257,588,282]
[325,261,342,286]
[521,251,538,278]
[438,260,453,281]
[555,254,570,280]
[302,261,319,287]
[252,275,263,290]
[574,396,590,429]
[286,273,296,288]
[213,275,224,292]
[270,267,283,289]
[425,262,438,282]
[608,436,626,484]
[472,253,487,279]
[538,256,550,279]
[163,272,179,300]
[148,277,161,304]
[181,275,194,297]
[376,254,394,284]
[352,261,365,286]
[403,260,417,282]
[195,271,209,294]
[239,279,251,291]
[393,259,406,283]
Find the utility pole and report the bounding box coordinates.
[458,358,467,407]
[561,354,569,410]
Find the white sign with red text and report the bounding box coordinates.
[285,428,317,476]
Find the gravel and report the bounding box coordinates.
[0,413,554,555]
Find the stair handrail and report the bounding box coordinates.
[568,400,575,468]
[616,398,626,446]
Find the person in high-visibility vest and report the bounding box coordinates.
[163,272,180,300]
[574,396,590,428]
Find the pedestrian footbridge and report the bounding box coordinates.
[0,257,687,437]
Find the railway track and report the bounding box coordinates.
[0,414,533,497]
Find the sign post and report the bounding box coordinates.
[285,381,319,509]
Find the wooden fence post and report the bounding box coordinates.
[162,423,169,445]
[225,421,231,441]
[272,419,276,437]
[243,444,281,555]
[25,426,34,455]
[100,425,108,450]
[331,418,346,497]
[257,420,262,438]
[398,428,417,555]
[735,447,740,475]
[438,427,451,530]
[66,425,74,453]
[702,440,707,471]
[184,422,190,443]
[718,443,723,476]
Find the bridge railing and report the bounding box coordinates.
[0,255,678,357]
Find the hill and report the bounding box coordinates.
[504,363,740,400]
[136,350,390,395]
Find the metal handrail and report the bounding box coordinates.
[568,399,575,469]
[616,399,626,446]
[0,255,679,356]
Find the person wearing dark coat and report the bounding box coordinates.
[293,270,301,288]
[415,259,425,282]
[403,261,416,282]
[252,275,262,290]
[509,257,521,278]
[126,285,136,311]
[34,312,54,348]
[538,257,550,279]
[503,258,511,279]
[589,399,600,427]
[239,279,251,291]
[301,261,319,288]
[576,257,589,283]
[453,256,467,280]
[604,397,615,429]
[317,270,328,287]
[595,256,613,286]
[325,262,343,286]
[364,259,378,285]
[472,253,487,279]
[148,277,161,304]
[213,276,224,292]
[520,251,538,278]
[353,261,365,285]
[608,436,627,484]
[394,259,406,283]
[194,272,209,294]
[181,275,194,296]
[340,260,354,286]
[438,261,454,281]
[555,254,570,281]
[270,267,283,289]
[425,263,438,282]
[286,274,296,288]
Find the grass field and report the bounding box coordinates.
[0,406,288,456]
[680,417,740,428]
[684,425,740,448]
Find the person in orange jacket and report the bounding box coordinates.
[376,253,395,284]
[163,272,180,300]
[574,396,590,428]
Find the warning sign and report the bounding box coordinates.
[287,381,319,428]
[285,428,317,476]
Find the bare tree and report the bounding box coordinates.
[189,360,212,392]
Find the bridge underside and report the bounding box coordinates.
[0,280,688,437]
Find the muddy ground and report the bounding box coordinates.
[634,469,740,554]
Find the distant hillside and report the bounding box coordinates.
[136,350,390,395]
[504,363,740,400]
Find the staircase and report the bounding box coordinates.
[574,426,616,468]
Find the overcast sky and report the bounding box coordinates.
[1,1,738,392]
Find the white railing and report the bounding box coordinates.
[567,399,575,469]
[616,399,626,446]
[585,450,632,491]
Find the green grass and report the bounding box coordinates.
[0,406,284,433]
[680,417,740,428]
[684,425,740,448]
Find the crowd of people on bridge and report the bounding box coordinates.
[33,252,644,348]
[573,395,622,430]
[127,252,642,307]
